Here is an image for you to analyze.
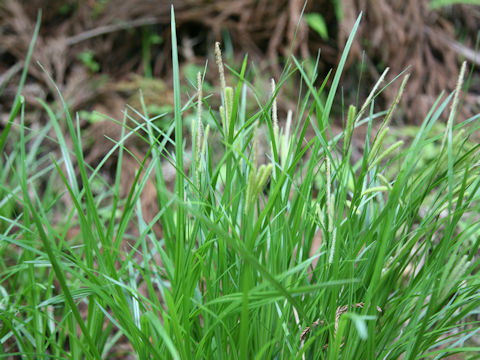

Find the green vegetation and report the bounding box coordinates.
[78,50,101,73]
[1,8,479,359]
[305,13,329,40]
[429,0,480,9]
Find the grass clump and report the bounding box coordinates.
[1,8,480,360]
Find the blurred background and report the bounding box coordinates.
[0,0,479,186]
[1,0,479,122]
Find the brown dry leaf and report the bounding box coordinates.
[300,302,382,347]
[339,0,480,122]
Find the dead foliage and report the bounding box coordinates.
[299,302,382,347]
[339,0,480,122]
[2,0,478,123]
[0,0,318,109]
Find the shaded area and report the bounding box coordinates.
[1,0,478,122]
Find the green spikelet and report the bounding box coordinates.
[368,140,403,171]
[246,163,273,213]
[368,126,390,164]
[224,86,234,136]
[343,105,356,154]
